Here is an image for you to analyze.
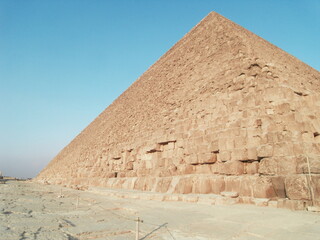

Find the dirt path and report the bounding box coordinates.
[1,181,319,240]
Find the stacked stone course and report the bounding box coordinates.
[36,12,320,210]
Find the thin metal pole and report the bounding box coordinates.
[135,217,140,240]
[306,156,315,206]
[135,217,143,240]
[76,196,79,209]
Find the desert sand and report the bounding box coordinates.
[1,180,319,240]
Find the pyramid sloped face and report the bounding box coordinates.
[37,12,320,209]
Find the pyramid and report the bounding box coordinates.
[36,12,320,209]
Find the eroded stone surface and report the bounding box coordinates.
[36,12,320,209]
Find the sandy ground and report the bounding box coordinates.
[1,181,320,240]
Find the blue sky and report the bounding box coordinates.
[0,0,319,178]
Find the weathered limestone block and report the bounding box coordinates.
[292,142,305,156]
[285,175,311,200]
[122,178,136,190]
[106,172,117,178]
[145,159,154,169]
[118,172,126,178]
[219,161,245,175]
[178,164,194,175]
[234,136,247,148]
[296,156,320,174]
[302,132,314,142]
[196,144,209,154]
[274,103,291,115]
[257,144,273,158]
[126,161,134,170]
[311,175,320,200]
[188,154,198,165]
[162,149,174,159]
[193,136,204,145]
[238,177,254,197]
[277,199,310,211]
[247,135,262,148]
[155,177,172,193]
[125,171,137,177]
[253,176,277,198]
[218,138,228,151]
[174,177,193,194]
[221,191,239,198]
[209,140,219,153]
[247,147,258,161]
[259,156,302,175]
[270,176,286,198]
[244,162,259,174]
[193,177,212,194]
[273,142,295,156]
[231,148,247,161]
[195,153,217,165]
[210,176,225,194]
[194,164,213,174]
[218,151,231,162]
[303,143,320,155]
[224,177,241,193]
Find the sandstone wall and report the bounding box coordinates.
[36,12,320,209]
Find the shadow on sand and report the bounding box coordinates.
[140,223,168,240]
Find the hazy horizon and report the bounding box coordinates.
[1,0,319,179]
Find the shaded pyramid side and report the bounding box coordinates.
[36,12,320,209]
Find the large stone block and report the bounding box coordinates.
[247,147,258,161]
[257,144,273,158]
[259,156,304,175]
[193,177,212,194]
[285,175,311,200]
[234,136,247,148]
[199,153,217,164]
[224,177,241,193]
[155,178,172,193]
[210,177,225,194]
[194,164,213,174]
[245,162,259,174]
[238,177,254,197]
[178,164,194,175]
[273,142,295,156]
[231,148,247,161]
[209,140,219,153]
[174,177,193,194]
[270,176,286,198]
[296,156,320,174]
[253,176,277,198]
[219,161,245,175]
[274,103,291,115]
[218,151,231,162]
[311,175,320,200]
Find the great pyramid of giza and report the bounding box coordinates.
[36,12,320,209]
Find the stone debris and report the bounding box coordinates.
[35,12,320,210]
[2,181,320,240]
[221,191,239,198]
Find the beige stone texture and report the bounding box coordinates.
[285,175,311,200]
[36,12,320,208]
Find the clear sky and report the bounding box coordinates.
[0,0,319,178]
